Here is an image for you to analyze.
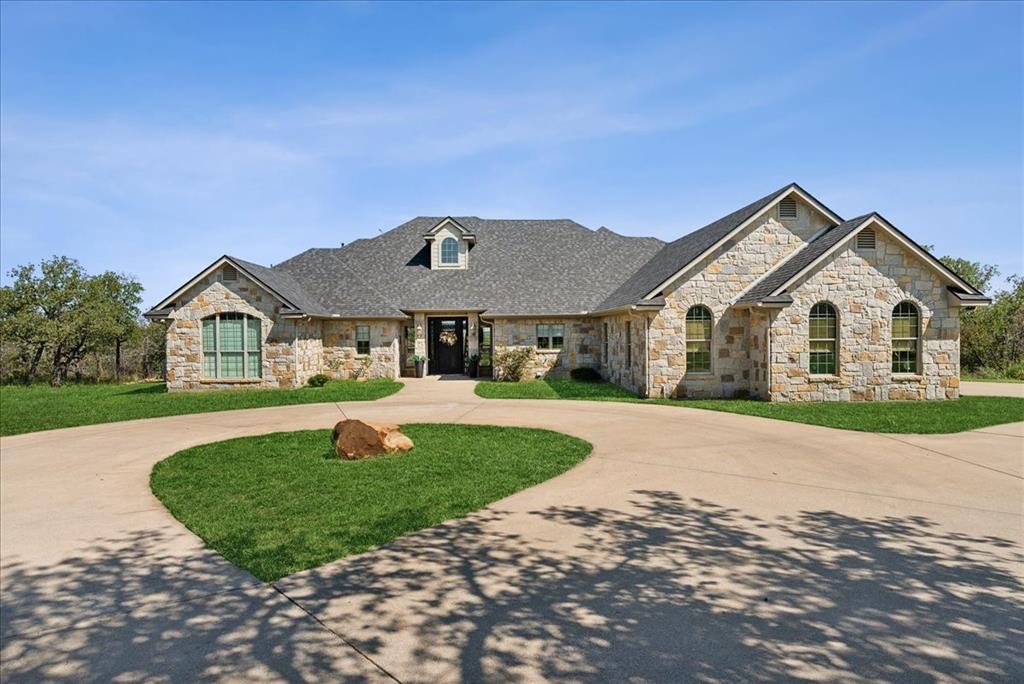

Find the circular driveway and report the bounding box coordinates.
[2,378,1022,682]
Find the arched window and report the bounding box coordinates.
[440,237,459,265]
[685,305,713,373]
[202,312,262,378]
[892,301,920,374]
[808,302,838,375]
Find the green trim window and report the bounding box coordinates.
[537,324,565,350]
[892,301,920,374]
[356,325,370,355]
[440,237,459,265]
[201,313,262,378]
[685,305,712,372]
[808,302,838,375]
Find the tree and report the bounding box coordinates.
[938,256,999,294]
[0,256,144,386]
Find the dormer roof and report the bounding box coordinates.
[422,216,476,243]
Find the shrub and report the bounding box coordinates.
[1007,361,1024,380]
[494,347,534,382]
[569,367,602,382]
[307,373,329,388]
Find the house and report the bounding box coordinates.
[145,183,990,401]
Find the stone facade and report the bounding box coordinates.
[599,313,648,395]
[165,268,298,391]
[322,320,402,381]
[649,196,831,399]
[161,198,970,401]
[491,318,601,379]
[767,230,959,402]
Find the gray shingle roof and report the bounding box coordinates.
[228,256,334,316]
[734,214,874,305]
[266,218,664,317]
[594,183,801,312]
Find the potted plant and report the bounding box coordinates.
[468,353,480,378]
[412,354,428,378]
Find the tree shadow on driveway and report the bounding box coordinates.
[2,492,1021,682]
[282,491,1024,682]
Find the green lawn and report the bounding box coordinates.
[475,378,1024,434]
[0,380,403,436]
[151,424,591,581]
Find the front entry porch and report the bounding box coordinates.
[407,314,493,377]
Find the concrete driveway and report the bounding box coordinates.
[2,379,1022,682]
[961,380,1024,398]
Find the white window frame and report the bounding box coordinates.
[440,237,459,265]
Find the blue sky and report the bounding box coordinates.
[2,1,1021,306]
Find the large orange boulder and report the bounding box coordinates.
[331,419,414,460]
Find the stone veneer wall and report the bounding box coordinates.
[294,319,324,386]
[322,320,402,380]
[165,270,298,391]
[600,313,648,395]
[649,197,832,399]
[768,229,959,401]
[492,318,600,379]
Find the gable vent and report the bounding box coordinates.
[222,264,238,281]
[778,198,798,219]
[856,229,876,250]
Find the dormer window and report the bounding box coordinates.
[424,217,474,270]
[441,237,459,265]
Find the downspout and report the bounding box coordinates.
[293,318,300,388]
[765,309,773,401]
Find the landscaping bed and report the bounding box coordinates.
[150,424,592,581]
[475,379,1024,434]
[0,379,403,436]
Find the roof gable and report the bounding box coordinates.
[595,182,843,312]
[146,255,316,317]
[422,217,476,241]
[735,213,984,306]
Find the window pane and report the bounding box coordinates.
[356,325,370,341]
[247,317,261,350]
[357,341,370,355]
[809,340,836,375]
[221,352,243,377]
[203,355,217,377]
[892,350,916,374]
[441,238,458,264]
[202,318,216,352]
[248,352,262,377]
[685,319,710,340]
[809,317,836,340]
[537,324,549,338]
[220,316,243,352]
[686,341,711,371]
[892,316,917,339]
[549,324,564,348]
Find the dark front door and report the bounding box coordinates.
[428,317,467,374]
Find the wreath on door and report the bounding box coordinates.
[439,330,458,347]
